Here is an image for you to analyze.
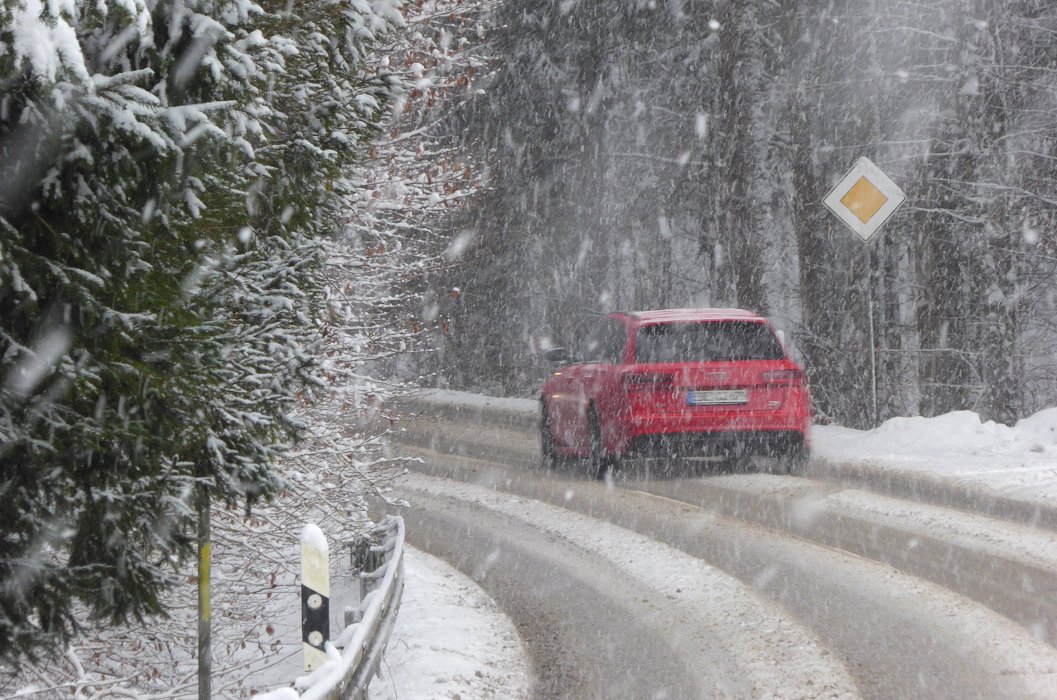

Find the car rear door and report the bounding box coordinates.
[574,317,628,449]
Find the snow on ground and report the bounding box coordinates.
[396,472,861,699]
[370,547,530,700]
[815,408,1057,504]
[377,390,1057,698]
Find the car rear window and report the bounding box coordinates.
[635,321,785,363]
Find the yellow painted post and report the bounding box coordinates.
[301,523,330,671]
[197,485,211,700]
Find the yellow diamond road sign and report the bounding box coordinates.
[824,157,905,241]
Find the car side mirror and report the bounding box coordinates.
[543,347,572,365]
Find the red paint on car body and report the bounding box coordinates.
[540,309,811,462]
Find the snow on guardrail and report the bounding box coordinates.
[260,516,405,700]
[398,389,538,430]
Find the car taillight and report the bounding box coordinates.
[622,372,674,392]
[761,369,804,385]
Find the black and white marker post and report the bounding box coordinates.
[301,523,331,671]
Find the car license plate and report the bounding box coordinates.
[688,389,749,406]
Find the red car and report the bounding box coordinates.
[539,308,810,477]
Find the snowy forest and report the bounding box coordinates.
[2,0,1057,691]
[427,0,1057,432]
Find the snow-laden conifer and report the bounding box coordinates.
[0,0,402,661]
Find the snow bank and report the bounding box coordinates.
[815,407,1057,503]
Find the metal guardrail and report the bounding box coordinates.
[395,390,539,431]
[262,515,405,700]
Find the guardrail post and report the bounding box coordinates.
[301,523,330,671]
[353,537,386,604]
[347,538,365,626]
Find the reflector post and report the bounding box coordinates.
[301,524,330,671]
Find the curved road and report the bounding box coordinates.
[377,405,1057,699]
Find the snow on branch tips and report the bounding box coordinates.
[7,0,90,85]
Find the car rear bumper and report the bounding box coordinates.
[613,404,809,456]
[623,429,806,459]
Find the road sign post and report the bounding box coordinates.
[197,484,211,700]
[823,156,906,424]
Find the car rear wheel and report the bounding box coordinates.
[776,439,808,476]
[587,405,618,481]
[721,453,755,475]
[540,401,562,470]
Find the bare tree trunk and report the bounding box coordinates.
[973,8,1022,424]
[789,90,845,423]
[718,0,770,314]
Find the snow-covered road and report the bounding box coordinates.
[373,392,1057,699]
[371,547,530,700]
[391,471,861,699]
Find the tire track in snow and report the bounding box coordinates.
[397,446,1057,699]
[396,470,862,700]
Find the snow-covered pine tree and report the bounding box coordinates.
[0,0,401,661]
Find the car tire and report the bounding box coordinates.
[777,439,808,476]
[722,454,755,475]
[540,401,562,470]
[587,405,617,481]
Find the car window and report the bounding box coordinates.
[635,321,784,363]
[582,318,626,363]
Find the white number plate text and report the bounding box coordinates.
[688,389,749,406]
